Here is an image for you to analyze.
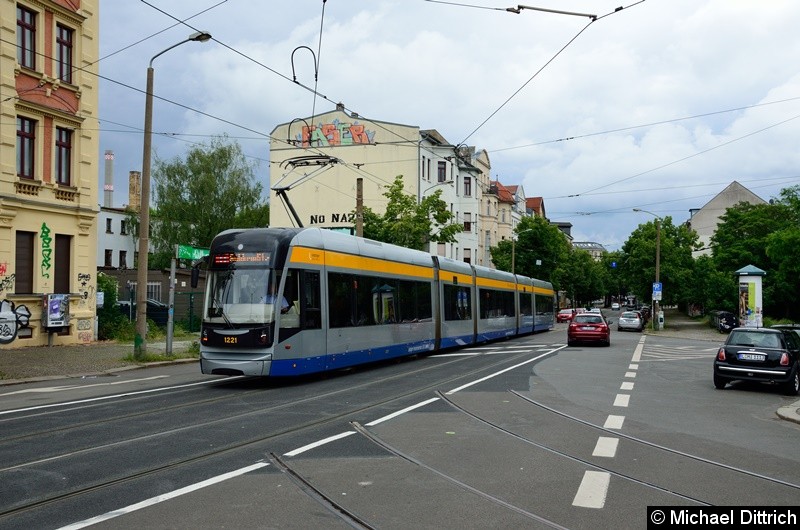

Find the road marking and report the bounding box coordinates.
[631,337,645,362]
[620,382,634,391]
[58,462,269,530]
[628,363,638,370]
[624,371,636,378]
[573,470,610,508]
[0,378,236,416]
[284,431,356,457]
[604,415,625,429]
[592,437,619,458]
[613,394,630,407]
[445,346,564,394]
[1,376,170,395]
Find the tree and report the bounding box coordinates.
[553,249,605,307]
[490,215,570,285]
[621,216,697,309]
[359,176,461,250]
[148,136,267,269]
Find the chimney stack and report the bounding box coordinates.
[103,150,114,207]
[129,171,141,212]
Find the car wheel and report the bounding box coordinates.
[783,364,799,396]
[567,340,574,347]
[713,371,728,389]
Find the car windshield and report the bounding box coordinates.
[729,331,781,348]
[621,312,638,318]
[574,315,603,324]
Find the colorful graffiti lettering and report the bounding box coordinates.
[0,262,7,276]
[0,299,32,345]
[299,118,375,147]
[41,222,52,278]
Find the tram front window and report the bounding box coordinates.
[205,268,280,324]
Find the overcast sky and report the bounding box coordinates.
[98,0,800,250]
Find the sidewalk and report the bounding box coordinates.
[0,338,198,386]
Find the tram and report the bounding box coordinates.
[192,227,555,377]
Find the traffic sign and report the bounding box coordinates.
[652,282,662,292]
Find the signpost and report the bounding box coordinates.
[652,282,663,329]
[167,245,209,355]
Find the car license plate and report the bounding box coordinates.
[582,326,594,330]
[738,353,765,361]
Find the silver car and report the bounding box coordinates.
[617,311,643,332]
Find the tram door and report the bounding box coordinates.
[277,269,326,367]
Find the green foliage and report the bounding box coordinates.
[490,216,570,285]
[149,136,266,269]
[359,176,461,250]
[554,249,605,306]
[621,216,697,307]
[710,199,797,319]
[96,272,127,341]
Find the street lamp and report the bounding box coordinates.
[135,31,212,359]
[633,208,662,330]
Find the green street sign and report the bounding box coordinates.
[176,244,209,260]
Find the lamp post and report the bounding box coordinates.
[633,208,661,330]
[135,31,211,359]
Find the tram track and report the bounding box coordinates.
[0,340,559,524]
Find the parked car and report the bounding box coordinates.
[611,302,620,311]
[617,311,643,332]
[567,313,611,347]
[557,309,575,323]
[713,327,800,395]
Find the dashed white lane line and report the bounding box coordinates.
[620,382,634,391]
[572,471,611,508]
[613,394,630,407]
[592,437,619,458]
[624,371,636,378]
[604,415,625,429]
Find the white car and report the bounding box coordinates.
[611,302,620,311]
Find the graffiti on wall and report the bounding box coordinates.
[0,274,15,295]
[77,318,92,343]
[77,273,94,308]
[0,262,7,276]
[297,118,375,147]
[0,299,31,345]
[40,222,52,278]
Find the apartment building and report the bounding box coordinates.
[0,1,99,347]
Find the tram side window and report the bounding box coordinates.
[397,280,432,322]
[520,292,532,316]
[443,284,471,321]
[479,288,516,318]
[327,272,431,328]
[534,293,554,316]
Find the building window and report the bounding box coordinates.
[104,249,113,267]
[55,127,72,186]
[15,231,35,293]
[426,159,431,182]
[56,24,73,83]
[16,117,36,179]
[119,250,127,269]
[464,248,471,264]
[463,176,471,197]
[437,242,446,256]
[54,234,71,294]
[437,161,447,183]
[17,6,36,69]
[106,219,112,233]
[464,212,472,232]
[120,219,128,235]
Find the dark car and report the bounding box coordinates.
[713,327,800,395]
[568,313,611,347]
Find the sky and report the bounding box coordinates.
[97,0,800,251]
